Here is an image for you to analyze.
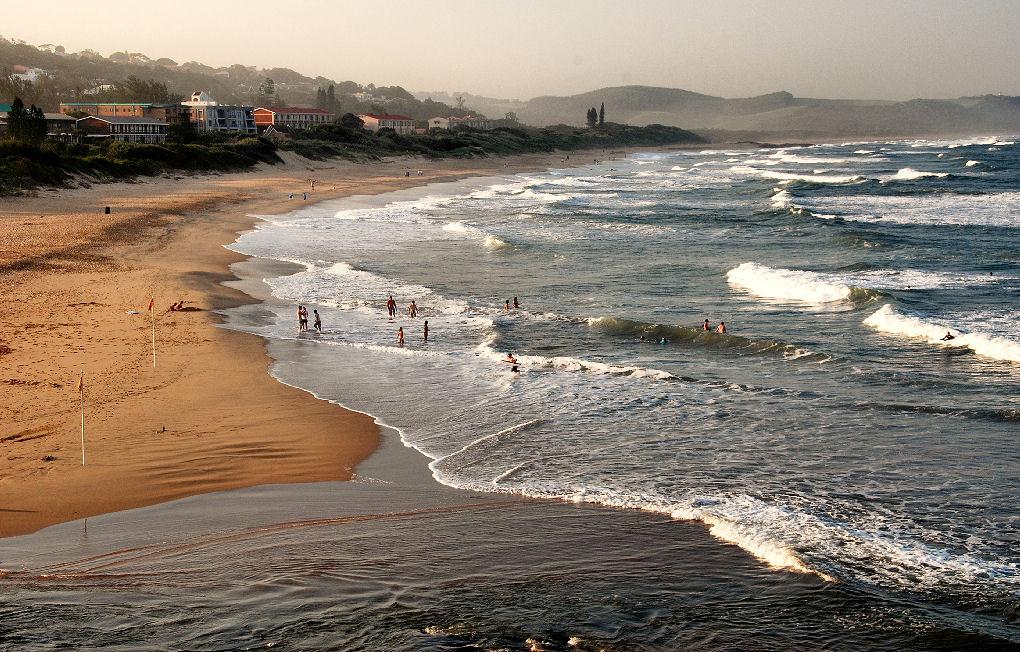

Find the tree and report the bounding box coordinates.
[599,102,605,127]
[258,78,276,105]
[315,87,327,109]
[339,113,364,130]
[5,97,28,141]
[28,105,47,144]
[326,85,336,112]
[5,98,47,144]
[586,106,598,128]
[169,112,198,143]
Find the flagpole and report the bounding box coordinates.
[148,297,156,368]
[79,368,86,466]
[151,308,156,368]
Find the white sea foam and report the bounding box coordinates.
[965,160,981,167]
[478,338,677,380]
[770,189,795,210]
[769,151,851,165]
[887,167,949,181]
[864,305,1020,363]
[759,169,865,184]
[442,221,511,250]
[797,191,1020,227]
[726,262,853,304]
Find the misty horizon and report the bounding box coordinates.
[4,0,1020,102]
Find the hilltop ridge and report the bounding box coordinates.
[419,85,1020,137]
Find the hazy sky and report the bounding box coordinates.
[4,0,1019,100]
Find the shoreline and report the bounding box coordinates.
[0,148,649,538]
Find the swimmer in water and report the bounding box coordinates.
[659,337,668,345]
[716,321,727,334]
[513,296,520,309]
[703,319,711,331]
[504,299,511,312]
[941,331,956,341]
[503,352,518,364]
[397,326,405,346]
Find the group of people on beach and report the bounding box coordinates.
[388,295,429,346]
[296,305,321,333]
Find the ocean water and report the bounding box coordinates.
[223,137,1020,645]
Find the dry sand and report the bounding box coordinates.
[0,150,577,538]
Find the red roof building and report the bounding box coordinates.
[253,107,335,131]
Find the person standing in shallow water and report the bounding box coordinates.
[423,320,429,342]
[504,299,511,312]
[408,300,418,318]
[396,326,405,346]
[387,295,397,319]
[513,297,520,309]
[313,310,322,333]
[715,321,726,334]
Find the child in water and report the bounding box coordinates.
[397,327,405,346]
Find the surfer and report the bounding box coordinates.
[659,337,668,345]
[716,321,727,334]
[941,331,956,341]
[503,352,519,373]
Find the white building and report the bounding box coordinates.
[181,91,257,134]
[357,113,415,135]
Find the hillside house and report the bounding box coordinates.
[358,113,415,134]
[253,107,334,131]
[181,91,257,134]
[75,115,168,143]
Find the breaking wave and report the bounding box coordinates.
[887,167,949,181]
[442,221,511,250]
[864,305,1020,363]
[726,263,881,305]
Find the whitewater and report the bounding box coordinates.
[227,137,1020,644]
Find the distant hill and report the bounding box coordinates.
[0,36,471,120]
[436,85,1020,138]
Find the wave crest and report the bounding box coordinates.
[888,167,949,181]
[864,305,1020,363]
[727,262,881,305]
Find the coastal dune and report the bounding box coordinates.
[0,152,565,538]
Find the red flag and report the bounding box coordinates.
[147,298,155,312]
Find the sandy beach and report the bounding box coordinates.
[0,150,587,538]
